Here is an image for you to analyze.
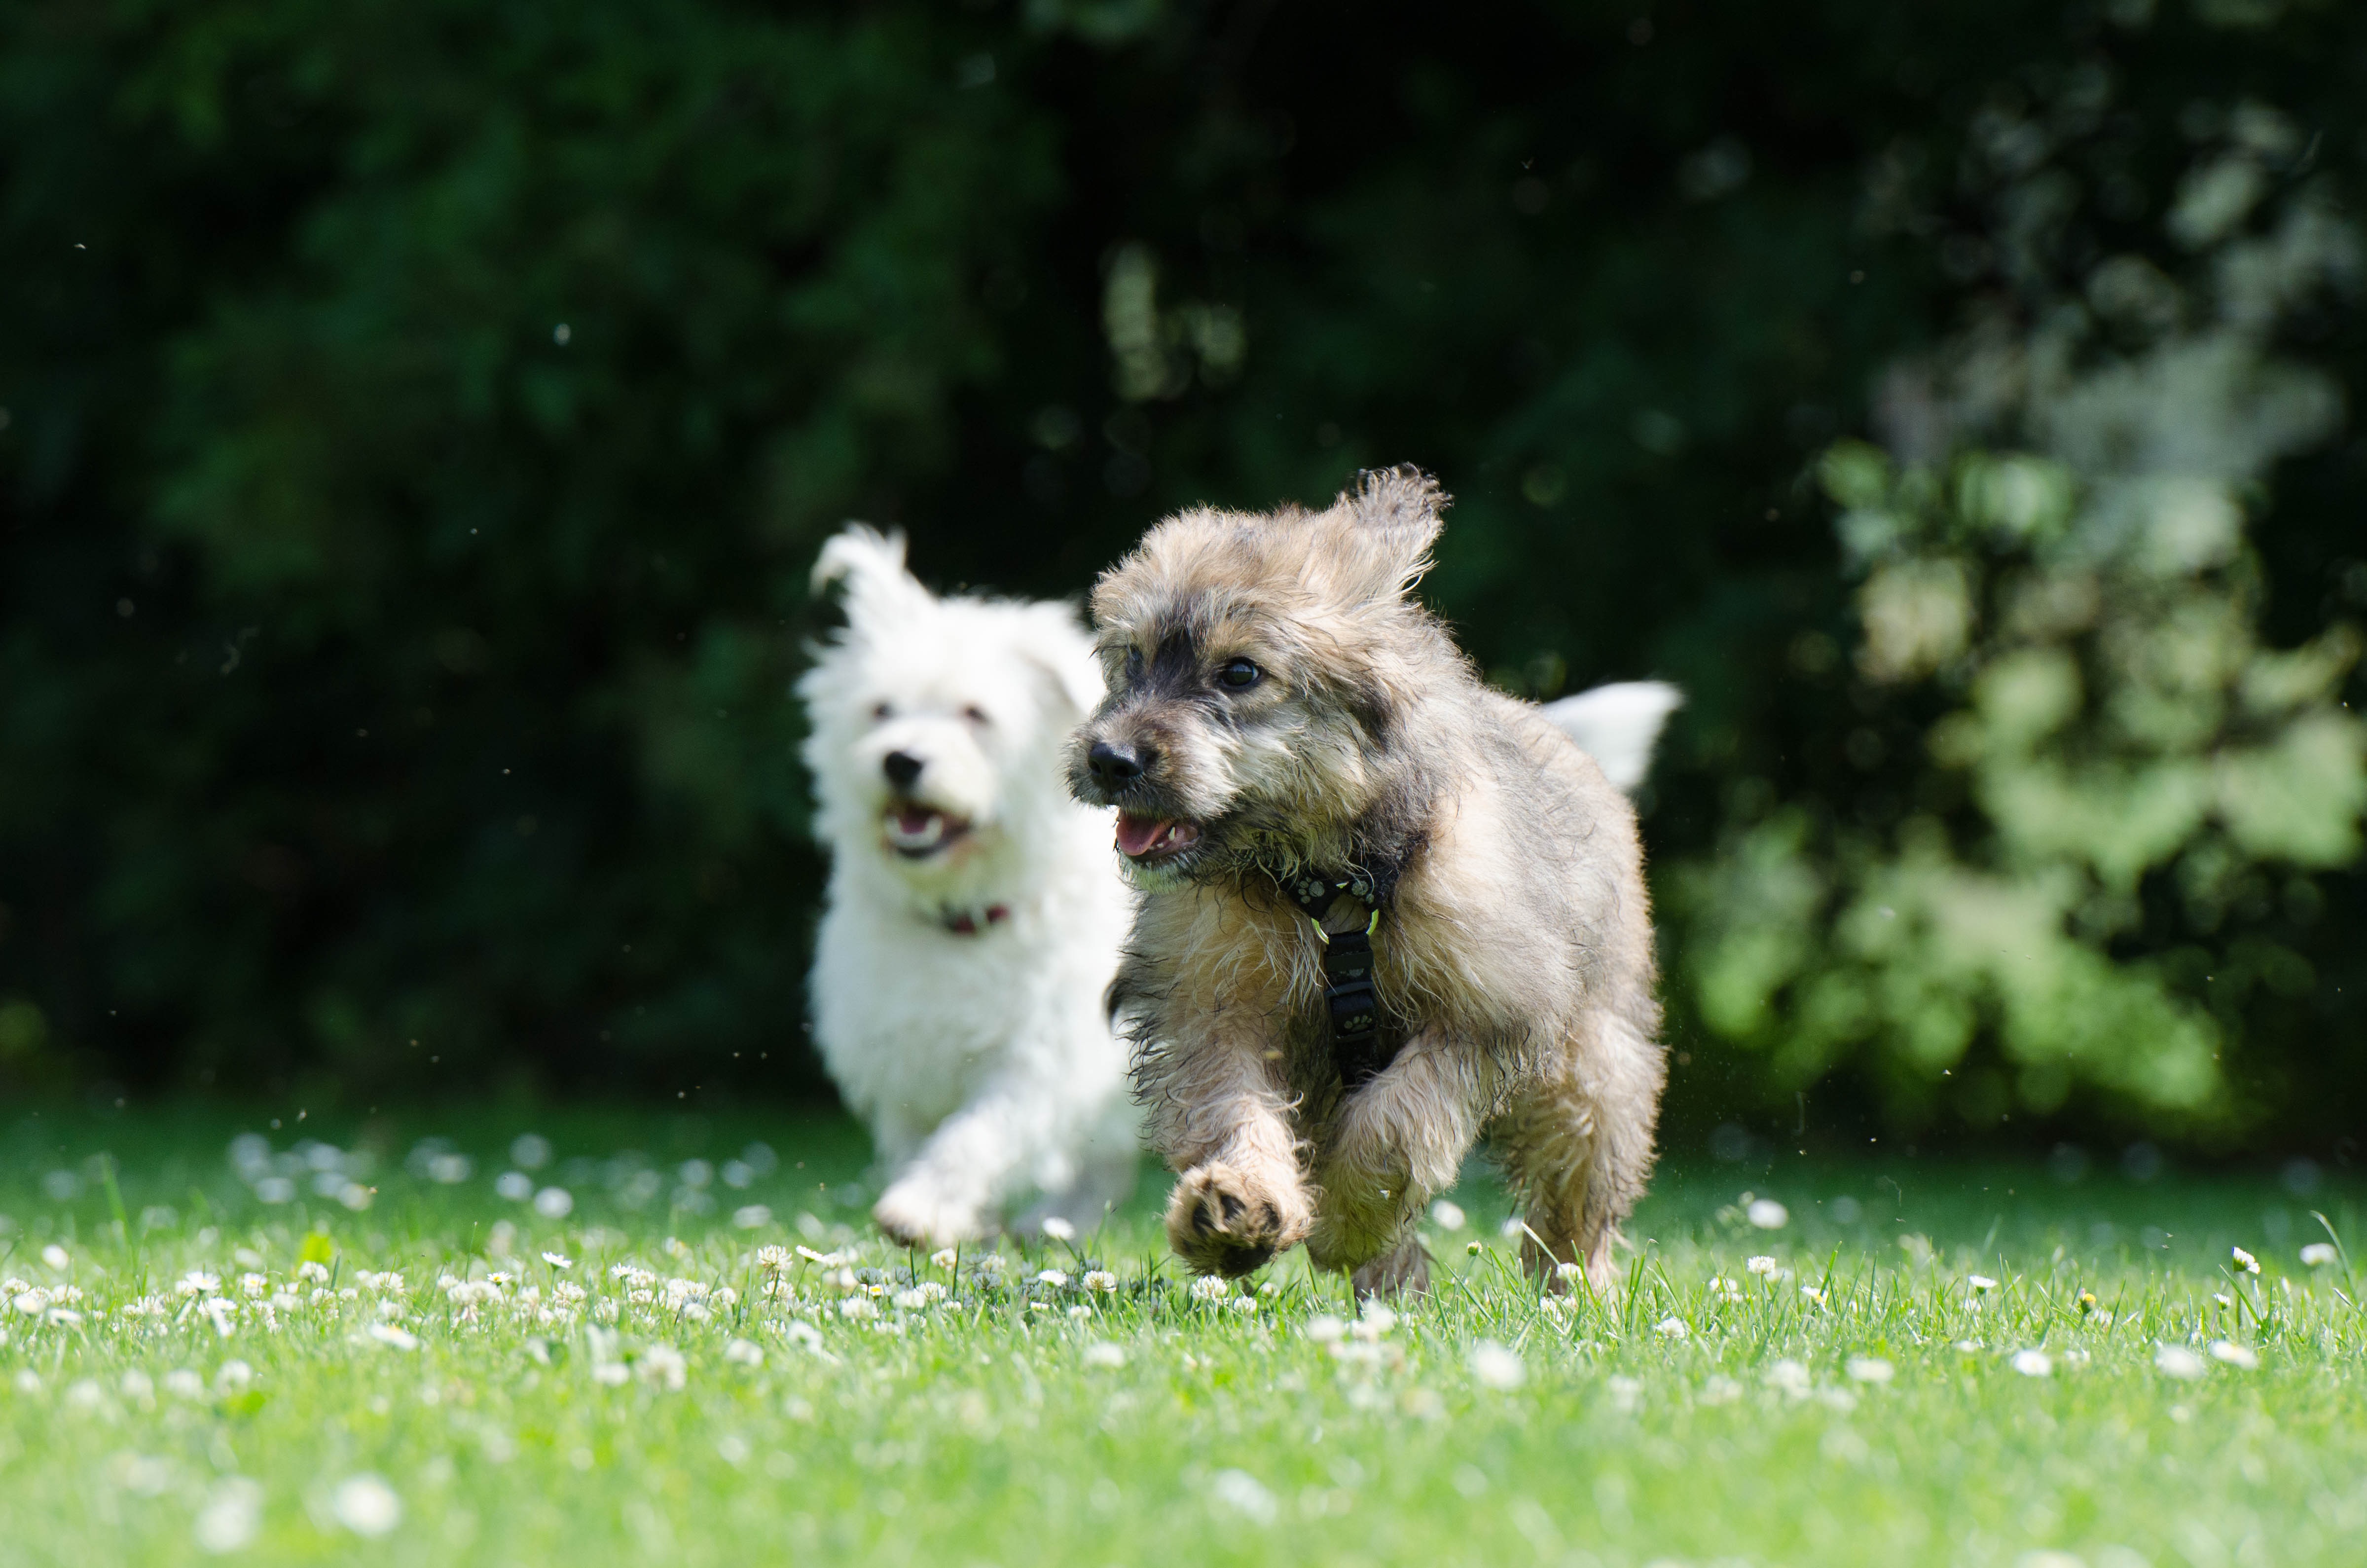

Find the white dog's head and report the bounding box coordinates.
[799,527,1105,908]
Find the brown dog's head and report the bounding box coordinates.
[1067,466,1459,886]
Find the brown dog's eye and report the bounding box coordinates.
[871,702,892,721]
[1216,658,1261,691]
[962,705,989,726]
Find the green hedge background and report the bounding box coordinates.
[4,0,2362,1159]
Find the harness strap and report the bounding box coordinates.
[1269,865,1399,1090]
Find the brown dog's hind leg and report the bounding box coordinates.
[1494,1071,1638,1293]
[1498,1011,1664,1292]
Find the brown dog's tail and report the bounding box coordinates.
[1537,681,1682,794]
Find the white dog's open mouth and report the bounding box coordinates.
[1115,812,1201,863]
[883,805,972,859]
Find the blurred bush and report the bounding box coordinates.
[1681,69,2367,1144]
[2,0,2362,1146]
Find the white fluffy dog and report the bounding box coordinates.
[798,527,1138,1244]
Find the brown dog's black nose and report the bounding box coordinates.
[1087,739,1147,790]
[882,751,923,789]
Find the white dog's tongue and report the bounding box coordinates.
[1115,812,1179,858]
[886,808,948,850]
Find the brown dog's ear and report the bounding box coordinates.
[1335,464,1446,600]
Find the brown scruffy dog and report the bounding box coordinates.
[1068,466,1667,1295]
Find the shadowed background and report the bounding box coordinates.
[2,0,2362,1165]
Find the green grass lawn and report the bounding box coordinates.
[0,1104,2359,1567]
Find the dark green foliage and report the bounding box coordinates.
[3,1,2361,1147]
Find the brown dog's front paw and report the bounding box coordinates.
[1165,1162,1309,1277]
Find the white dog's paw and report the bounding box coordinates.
[873,1181,989,1247]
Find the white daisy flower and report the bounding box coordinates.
[1189,1275,1232,1303]
[1746,1255,1779,1276]
[2299,1242,2337,1268]
[637,1345,688,1389]
[1845,1357,1894,1384]
[1469,1341,1525,1390]
[193,1479,263,1553]
[329,1471,402,1538]
[2209,1341,2259,1370]
[2230,1246,2259,1275]
[1083,1271,1118,1293]
[2011,1349,2053,1378]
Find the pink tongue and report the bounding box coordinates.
[894,808,937,836]
[1115,812,1173,857]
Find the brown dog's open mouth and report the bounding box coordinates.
[1116,812,1202,862]
[883,805,971,859]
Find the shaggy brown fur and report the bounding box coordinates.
[1067,467,1667,1295]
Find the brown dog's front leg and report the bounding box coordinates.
[1308,1030,1486,1283]
[1149,1035,1312,1278]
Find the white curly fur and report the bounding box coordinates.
[799,527,1138,1243]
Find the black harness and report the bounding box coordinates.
[1268,863,1399,1090]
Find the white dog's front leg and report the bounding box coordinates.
[872,1074,1078,1247]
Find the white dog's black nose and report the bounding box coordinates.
[882,751,924,789]
[1087,739,1147,789]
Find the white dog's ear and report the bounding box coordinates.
[811,525,930,629]
[1016,604,1107,721]
[1334,463,1446,601]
